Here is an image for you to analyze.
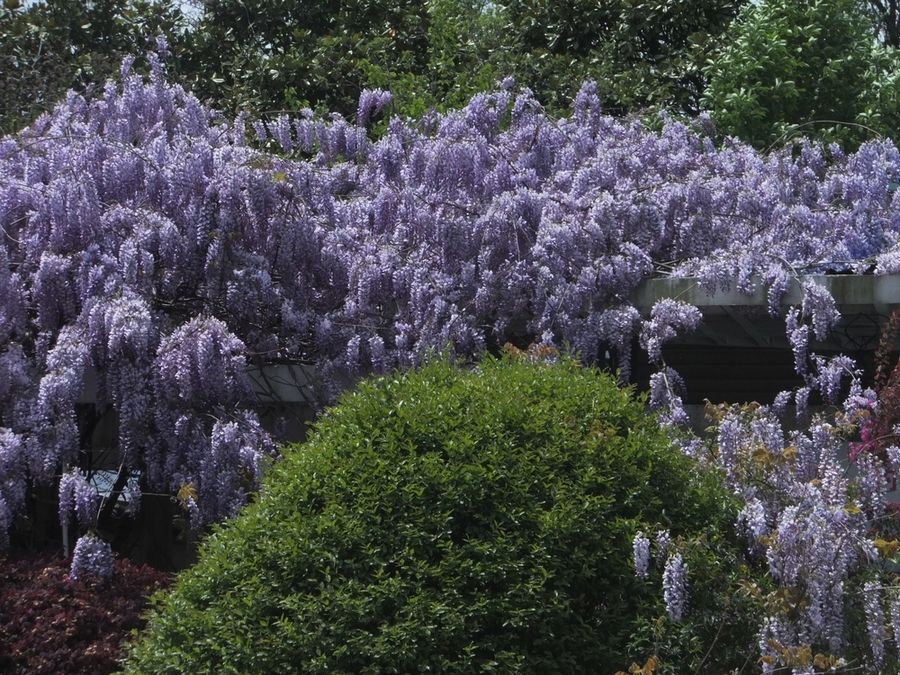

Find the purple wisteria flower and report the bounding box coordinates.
[655,529,672,564]
[633,532,650,579]
[357,89,393,128]
[802,282,840,341]
[863,580,886,669]
[890,591,900,651]
[648,368,688,426]
[856,451,888,517]
[124,481,141,517]
[3,55,900,668]
[662,552,688,622]
[70,532,114,582]
[640,300,702,365]
[58,470,99,531]
[786,308,809,377]
[739,497,768,545]
[813,354,856,405]
[771,390,792,418]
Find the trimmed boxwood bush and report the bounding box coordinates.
[124,354,750,674]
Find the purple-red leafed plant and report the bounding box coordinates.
[0,548,170,675]
[850,309,900,479]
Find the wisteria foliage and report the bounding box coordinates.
[4,55,900,664]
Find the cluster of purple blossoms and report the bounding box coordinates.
[706,385,899,668]
[633,529,692,622]
[655,529,672,564]
[58,470,99,532]
[648,368,689,426]
[633,532,651,579]
[738,497,768,544]
[662,553,688,622]
[2,49,900,666]
[69,532,115,582]
[863,580,887,670]
[640,300,702,365]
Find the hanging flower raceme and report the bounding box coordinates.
[662,553,688,622]
[70,532,115,583]
[633,532,651,579]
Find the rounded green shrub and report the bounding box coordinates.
[124,354,748,674]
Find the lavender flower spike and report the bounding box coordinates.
[863,580,886,669]
[633,532,650,578]
[662,552,688,622]
[70,532,114,582]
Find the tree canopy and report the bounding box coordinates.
[498,0,744,115]
[178,0,432,118]
[703,0,900,148]
[0,0,185,136]
[6,0,900,151]
[0,0,750,131]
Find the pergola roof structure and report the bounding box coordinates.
[633,274,900,350]
[630,275,900,405]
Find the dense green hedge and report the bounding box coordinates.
[124,354,753,674]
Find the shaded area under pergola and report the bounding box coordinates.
[630,274,900,406]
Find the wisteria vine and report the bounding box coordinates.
[4,49,900,667]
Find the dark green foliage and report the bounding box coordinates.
[497,0,745,115]
[869,0,900,47]
[359,0,512,120]
[702,0,900,149]
[179,0,746,121]
[0,0,185,135]
[124,354,753,674]
[7,0,900,147]
[180,0,432,119]
[624,532,766,675]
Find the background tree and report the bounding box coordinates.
[7,0,900,145]
[702,0,900,149]
[866,0,900,47]
[0,0,186,136]
[359,0,513,119]
[495,0,746,115]
[179,0,432,119]
[174,0,749,121]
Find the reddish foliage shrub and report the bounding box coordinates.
[851,309,900,481]
[0,548,170,675]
